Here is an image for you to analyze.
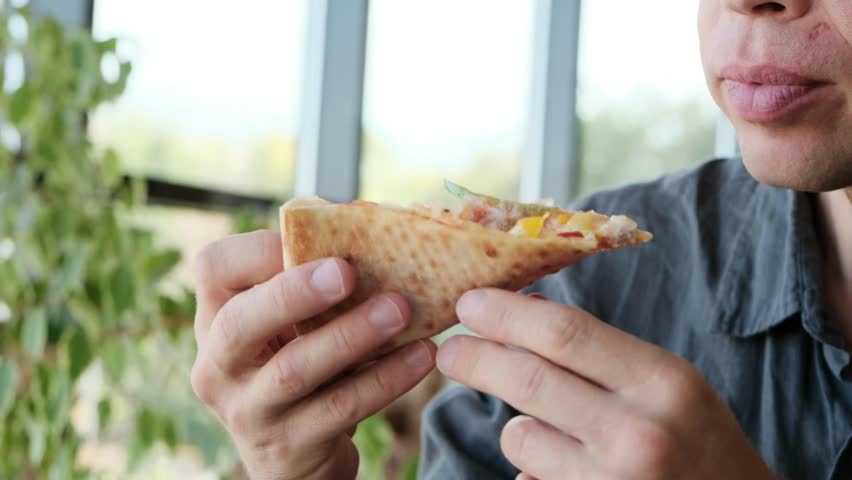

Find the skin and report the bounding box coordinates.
[191,0,852,478]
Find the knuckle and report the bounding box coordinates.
[267,272,314,316]
[370,364,396,396]
[272,353,307,399]
[615,416,678,476]
[332,324,359,357]
[193,243,219,286]
[213,306,243,354]
[500,418,536,463]
[190,360,216,406]
[267,273,296,314]
[656,360,712,414]
[327,388,360,426]
[546,311,588,355]
[516,360,548,404]
[223,404,254,438]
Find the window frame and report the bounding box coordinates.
[42,0,737,207]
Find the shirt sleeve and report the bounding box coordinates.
[418,385,520,479]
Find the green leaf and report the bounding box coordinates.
[95,38,117,54]
[110,265,134,314]
[48,447,72,480]
[60,244,90,295]
[400,459,419,480]
[67,298,98,335]
[0,361,19,417]
[143,249,180,284]
[68,328,92,380]
[128,408,156,469]
[101,148,120,188]
[9,83,33,124]
[161,417,177,450]
[46,369,70,432]
[97,398,111,432]
[444,179,553,216]
[354,414,393,479]
[101,340,126,381]
[21,308,47,358]
[26,420,46,465]
[71,37,87,69]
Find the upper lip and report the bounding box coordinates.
[719,65,829,86]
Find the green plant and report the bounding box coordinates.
[0,8,236,479]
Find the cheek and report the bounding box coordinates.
[697,1,726,103]
[827,1,852,46]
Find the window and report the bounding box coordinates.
[91,0,305,199]
[359,0,532,205]
[576,1,719,195]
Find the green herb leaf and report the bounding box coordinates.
[110,265,134,315]
[68,328,92,380]
[0,361,19,417]
[21,308,47,358]
[26,420,46,465]
[143,249,181,284]
[97,398,111,432]
[9,83,33,124]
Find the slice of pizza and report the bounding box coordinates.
[279,181,652,354]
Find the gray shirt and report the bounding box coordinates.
[419,158,852,480]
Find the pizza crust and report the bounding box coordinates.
[280,197,650,354]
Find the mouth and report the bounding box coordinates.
[719,65,834,123]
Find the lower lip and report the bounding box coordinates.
[722,80,832,123]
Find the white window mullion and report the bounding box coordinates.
[521,0,582,205]
[294,0,369,202]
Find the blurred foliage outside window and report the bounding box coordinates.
[0,6,242,479]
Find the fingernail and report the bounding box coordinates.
[436,338,460,371]
[310,259,344,297]
[369,296,405,332]
[456,290,486,321]
[404,341,432,368]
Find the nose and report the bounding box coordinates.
[723,0,813,20]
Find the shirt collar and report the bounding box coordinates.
[708,171,831,340]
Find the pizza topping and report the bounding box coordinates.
[510,212,552,238]
[441,180,652,247]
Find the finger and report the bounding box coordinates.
[207,258,355,375]
[502,416,594,480]
[437,335,616,445]
[252,292,411,407]
[516,473,537,480]
[193,230,284,340]
[457,288,667,391]
[285,340,436,447]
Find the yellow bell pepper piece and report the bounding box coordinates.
[517,215,546,238]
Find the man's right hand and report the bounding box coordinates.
[190,230,436,480]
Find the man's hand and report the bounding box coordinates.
[437,289,773,480]
[190,231,436,480]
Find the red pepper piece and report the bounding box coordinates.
[557,231,584,238]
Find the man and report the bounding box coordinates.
[189,0,852,478]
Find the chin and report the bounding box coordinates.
[735,121,852,193]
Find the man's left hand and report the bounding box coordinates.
[437,289,774,480]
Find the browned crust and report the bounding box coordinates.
[280,198,650,354]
